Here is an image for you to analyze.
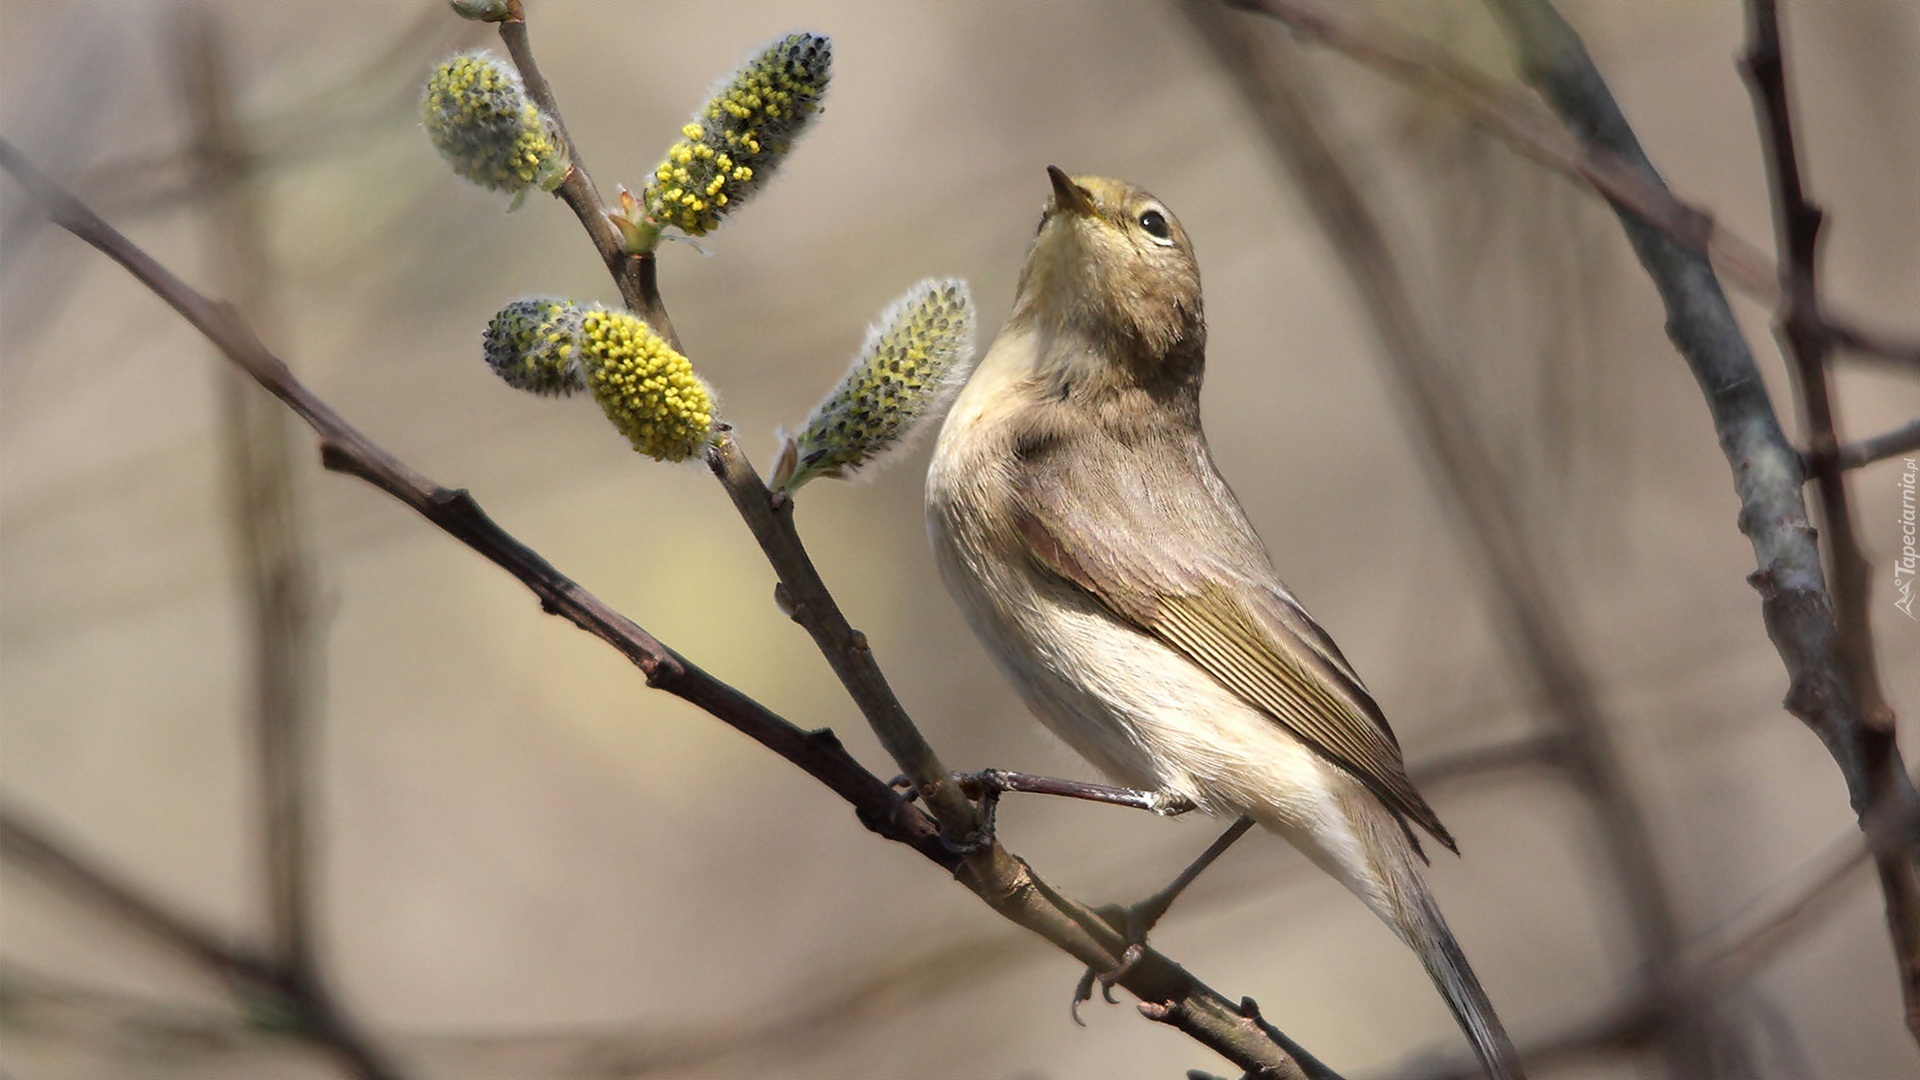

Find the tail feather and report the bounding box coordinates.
[1392,865,1525,1080]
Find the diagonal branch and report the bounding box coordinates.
[1834,419,1920,472]
[490,4,674,341]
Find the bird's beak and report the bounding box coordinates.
[1046,165,1096,218]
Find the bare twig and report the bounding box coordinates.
[1738,0,1919,1035]
[1222,0,1917,370]
[0,136,1340,1080]
[1479,0,1920,1043]
[1833,420,1920,472]
[1181,4,1711,1075]
[1741,0,1895,734]
[0,803,406,1080]
[706,434,983,847]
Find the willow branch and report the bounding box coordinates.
[490,5,670,336]
[1480,0,1920,1042]
[0,136,1337,1080]
[705,435,983,844]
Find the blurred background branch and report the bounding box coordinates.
[1481,0,1920,1043]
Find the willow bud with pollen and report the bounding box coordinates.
[641,32,831,237]
[772,279,975,493]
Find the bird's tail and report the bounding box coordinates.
[1381,840,1525,1080]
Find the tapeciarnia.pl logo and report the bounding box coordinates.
[1897,457,1917,620]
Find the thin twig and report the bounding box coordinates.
[706,434,983,847]
[0,136,1341,1080]
[1834,419,1920,472]
[1223,0,1917,369]
[1479,0,1920,1044]
[1738,0,1918,1035]
[1181,4,1710,1075]
[490,5,669,335]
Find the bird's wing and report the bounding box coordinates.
[1014,429,1455,853]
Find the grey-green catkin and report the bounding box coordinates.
[773,279,976,492]
[484,297,587,396]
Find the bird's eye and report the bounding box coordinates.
[1138,208,1170,241]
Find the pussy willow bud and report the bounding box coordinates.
[483,298,586,397]
[423,51,567,197]
[771,279,975,493]
[643,32,831,237]
[581,308,716,462]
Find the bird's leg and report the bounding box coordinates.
[890,768,1198,816]
[1072,815,1257,1023]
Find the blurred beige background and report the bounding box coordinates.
[3,0,1917,1077]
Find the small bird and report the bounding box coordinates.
[927,167,1523,1079]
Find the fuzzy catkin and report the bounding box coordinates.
[643,33,831,236]
[483,298,587,397]
[581,308,715,462]
[423,51,564,195]
[776,279,975,491]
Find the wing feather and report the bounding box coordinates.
[1013,430,1454,853]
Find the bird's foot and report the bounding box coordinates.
[1070,899,1165,1025]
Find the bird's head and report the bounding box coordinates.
[1011,167,1204,369]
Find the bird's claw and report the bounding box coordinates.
[1069,904,1154,1024]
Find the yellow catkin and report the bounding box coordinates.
[581,308,715,462]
